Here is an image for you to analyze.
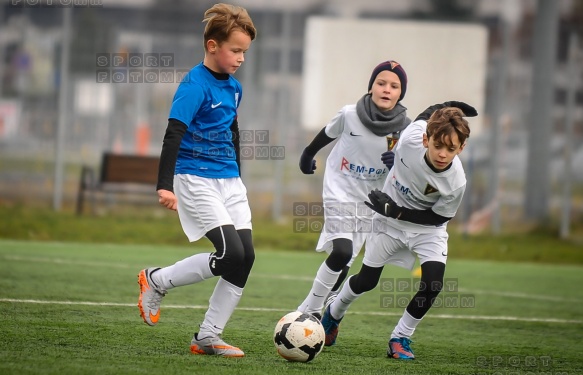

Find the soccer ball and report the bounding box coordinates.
[273,311,325,362]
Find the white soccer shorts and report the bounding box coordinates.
[173,174,252,242]
[363,224,449,270]
[315,202,373,267]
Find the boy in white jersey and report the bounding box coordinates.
[321,102,478,360]
[136,4,256,357]
[297,60,411,319]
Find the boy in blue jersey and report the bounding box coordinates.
[137,3,256,357]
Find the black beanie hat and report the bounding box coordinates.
[367,60,407,102]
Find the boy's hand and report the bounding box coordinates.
[365,189,394,217]
[299,150,317,174]
[381,151,395,169]
[157,189,178,211]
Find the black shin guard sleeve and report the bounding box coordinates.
[331,266,350,292]
[406,261,446,319]
[325,238,353,272]
[205,227,255,288]
[205,225,244,278]
[348,264,384,294]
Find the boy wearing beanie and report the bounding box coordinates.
[297,60,411,319]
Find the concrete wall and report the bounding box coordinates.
[301,17,488,133]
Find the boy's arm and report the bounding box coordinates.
[230,117,241,175]
[365,189,452,226]
[156,118,187,192]
[299,127,335,174]
[415,101,478,122]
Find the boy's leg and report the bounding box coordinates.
[192,228,255,357]
[329,264,384,318]
[150,252,214,289]
[389,261,445,359]
[297,238,352,317]
[329,265,349,293]
[191,277,245,357]
[325,228,366,310]
[322,264,384,345]
[137,225,241,327]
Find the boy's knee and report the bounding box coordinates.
[244,250,255,269]
[327,239,353,270]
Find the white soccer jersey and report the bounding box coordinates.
[322,104,389,208]
[378,119,466,233]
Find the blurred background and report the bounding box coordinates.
[0,0,582,239]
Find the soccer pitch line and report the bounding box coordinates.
[3,254,582,303]
[0,298,581,325]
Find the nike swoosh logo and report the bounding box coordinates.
[400,158,409,168]
[211,102,222,108]
[312,293,324,297]
[350,132,361,136]
[149,310,160,323]
[442,251,448,256]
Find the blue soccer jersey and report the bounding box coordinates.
[169,62,242,178]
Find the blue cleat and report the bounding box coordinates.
[321,305,342,346]
[388,337,415,360]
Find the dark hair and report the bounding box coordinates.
[426,107,470,147]
[203,3,257,51]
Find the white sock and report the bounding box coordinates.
[151,253,214,290]
[329,276,361,320]
[297,262,340,314]
[199,277,243,337]
[391,310,422,339]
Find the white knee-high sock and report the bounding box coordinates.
[391,310,422,339]
[297,262,340,314]
[198,277,243,337]
[151,253,214,290]
[329,275,362,320]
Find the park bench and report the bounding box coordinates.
[76,153,160,215]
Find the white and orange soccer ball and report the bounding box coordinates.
[273,311,325,362]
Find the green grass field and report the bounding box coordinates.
[1,240,582,375]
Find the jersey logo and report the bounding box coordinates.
[400,158,409,168]
[386,134,399,151]
[349,132,361,136]
[424,183,439,195]
[211,102,222,108]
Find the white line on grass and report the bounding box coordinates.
[1,298,581,324]
[3,255,582,302]
[457,288,577,302]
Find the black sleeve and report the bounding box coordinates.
[230,117,241,175]
[304,127,336,156]
[156,118,187,192]
[414,103,448,122]
[393,206,452,226]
